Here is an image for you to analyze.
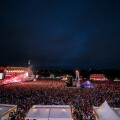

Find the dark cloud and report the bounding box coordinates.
[0,0,120,69]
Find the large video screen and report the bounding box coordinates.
[0,73,3,79]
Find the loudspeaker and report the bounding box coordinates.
[66,77,73,87]
[81,84,85,88]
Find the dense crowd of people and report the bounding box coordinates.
[0,79,120,120]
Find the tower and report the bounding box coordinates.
[76,70,80,88]
[27,60,31,67]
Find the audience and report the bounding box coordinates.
[0,80,119,120]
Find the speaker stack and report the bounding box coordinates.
[66,77,73,87]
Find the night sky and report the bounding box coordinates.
[0,0,120,70]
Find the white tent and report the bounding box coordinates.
[113,108,120,116]
[93,101,120,120]
[49,105,72,120]
[114,77,120,81]
[0,104,17,120]
[25,105,72,120]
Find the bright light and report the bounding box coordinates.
[25,72,28,77]
[76,70,79,73]
[36,75,39,79]
[62,109,66,112]
[0,73,3,79]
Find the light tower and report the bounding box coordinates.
[76,70,80,88]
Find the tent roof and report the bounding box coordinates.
[84,80,95,87]
[114,77,120,81]
[113,108,120,116]
[25,108,50,119]
[0,104,17,118]
[93,101,120,120]
[49,108,72,118]
[25,105,72,120]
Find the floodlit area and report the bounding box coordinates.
[0,67,35,85]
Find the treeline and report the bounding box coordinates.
[37,69,120,80]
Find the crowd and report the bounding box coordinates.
[0,80,120,120]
